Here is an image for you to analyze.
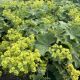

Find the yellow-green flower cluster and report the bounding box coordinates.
[0,29,47,76]
[46,0,56,10]
[3,28,35,49]
[67,64,80,80]
[25,19,37,27]
[32,0,44,9]
[0,41,9,52]
[3,9,22,26]
[49,44,72,61]
[1,49,41,76]
[41,15,55,24]
[69,8,80,25]
[69,8,79,17]
[0,1,17,9]
[0,1,25,9]
[5,28,22,41]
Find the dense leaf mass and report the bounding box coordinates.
[0,0,80,80]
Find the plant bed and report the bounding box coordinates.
[0,0,80,80]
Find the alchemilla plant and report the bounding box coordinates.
[0,0,80,80]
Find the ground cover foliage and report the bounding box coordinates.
[0,0,80,80]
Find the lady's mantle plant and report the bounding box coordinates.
[0,29,46,77]
[0,0,80,80]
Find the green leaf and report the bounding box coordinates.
[35,32,56,56]
[36,32,56,46]
[35,44,48,56]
